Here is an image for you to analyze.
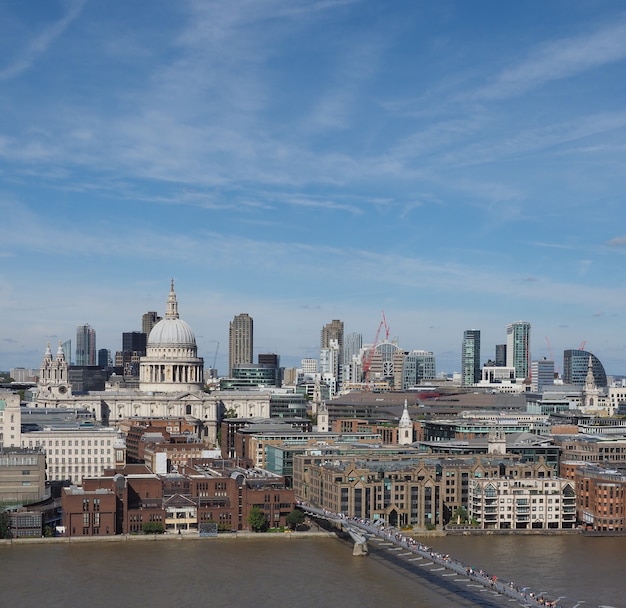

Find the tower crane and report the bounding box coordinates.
[213,341,220,369]
[362,311,390,384]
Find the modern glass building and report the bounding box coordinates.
[221,364,279,389]
[462,329,481,386]
[495,344,506,367]
[530,358,555,392]
[506,321,530,380]
[402,350,436,389]
[122,331,147,355]
[563,350,607,387]
[76,324,96,366]
[343,332,362,365]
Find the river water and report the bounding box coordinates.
[426,534,625,608]
[0,534,623,608]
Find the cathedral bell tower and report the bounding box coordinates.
[38,342,72,400]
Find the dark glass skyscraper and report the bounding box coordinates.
[495,344,506,367]
[122,331,147,355]
[76,324,96,366]
[563,350,607,387]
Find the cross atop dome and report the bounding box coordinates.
[166,279,179,319]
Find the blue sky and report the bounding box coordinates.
[2,0,626,376]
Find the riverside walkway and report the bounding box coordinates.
[300,505,594,608]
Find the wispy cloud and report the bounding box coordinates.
[0,0,84,81]
[472,16,626,101]
[607,236,626,247]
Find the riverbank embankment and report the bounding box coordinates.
[0,529,335,546]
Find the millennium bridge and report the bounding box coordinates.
[298,504,596,608]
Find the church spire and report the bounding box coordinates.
[398,399,413,445]
[399,399,412,427]
[56,340,65,361]
[165,279,179,319]
[585,355,596,391]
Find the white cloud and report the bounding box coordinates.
[0,0,85,81]
[473,17,626,101]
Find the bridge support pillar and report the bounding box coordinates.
[352,540,368,556]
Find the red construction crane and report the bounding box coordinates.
[362,311,390,384]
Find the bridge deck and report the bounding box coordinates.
[299,505,586,608]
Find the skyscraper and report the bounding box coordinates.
[321,320,343,389]
[506,321,530,380]
[62,340,72,364]
[343,332,362,365]
[229,313,253,376]
[98,349,111,368]
[341,332,363,386]
[321,319,344,352]
[495,344,506,367]
[122,331,147,355]
[461,329,481,386]
[142,311,162,336]
[76,324,96,366]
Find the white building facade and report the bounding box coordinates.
[469,477,576,530]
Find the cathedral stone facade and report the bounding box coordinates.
[34,283,270,446]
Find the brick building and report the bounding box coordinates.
[568,462,626,531]
[61,485,117,536]
[60,459,295,535]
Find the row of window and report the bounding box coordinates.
[52,457,111,464]
[37,439,112,447]
[48,449,109,456]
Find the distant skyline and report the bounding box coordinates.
[2,1,626,375]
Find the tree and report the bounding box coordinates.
[247,507,268,532]
[285,509,305,531]
[0,511,12,539]
[451,506,469,525]
[142,521,165,534]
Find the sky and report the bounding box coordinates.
[2,0,626,377]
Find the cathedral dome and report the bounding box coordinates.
[148,317,196,348]
[146,280,197,348]
[139,281,204,393]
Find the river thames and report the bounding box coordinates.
[0,534,623,607]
